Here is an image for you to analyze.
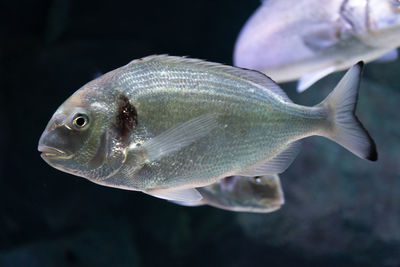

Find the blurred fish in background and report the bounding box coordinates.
[173,174,284,213]
[234,0,400,92]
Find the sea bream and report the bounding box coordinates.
[234,0,400,92]
[174,174,284,213]
[38,55,377,203]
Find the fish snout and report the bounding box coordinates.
[38,116,74,160]
[38,145,68,158]
[38,128,72,159]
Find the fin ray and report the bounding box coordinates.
[237,141,301,176]
[317,62,377,161]
[140,113,218,162]
[145,188,203,202]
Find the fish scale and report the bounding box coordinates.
[105,57,323,189]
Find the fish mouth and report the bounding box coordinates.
[38,145,71,159]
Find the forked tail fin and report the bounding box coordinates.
[317,62,377,161]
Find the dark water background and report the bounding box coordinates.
[1,0,400,266]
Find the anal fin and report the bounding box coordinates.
[236,141,301,176]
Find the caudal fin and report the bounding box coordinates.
[317,62,377,161]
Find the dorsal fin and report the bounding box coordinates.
[131,55,293,103]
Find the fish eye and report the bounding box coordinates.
[253,176,262,184]
[72,113,89,129]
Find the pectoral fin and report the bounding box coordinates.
[302,23,341,51]
[375,49,398,63]
[236,141,301,176]
[139,113,218,162]
[145,188,203,203]
[169,199,205,207]
[297,66,336,92]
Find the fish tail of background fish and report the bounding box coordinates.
[314,62,377,161]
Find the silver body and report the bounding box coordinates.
[234,0,400,83]
[38,56,376,203]
[102,57,322,191]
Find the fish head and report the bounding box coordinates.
[221,175,283,207]
[38,82,127,181]
[366,0,400,45]
[245,175,283,206]
[342,0,400,47]
[368,0,400,30]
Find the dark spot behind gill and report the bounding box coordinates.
[115,94,138,142]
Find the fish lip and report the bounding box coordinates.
[38,145,71,159]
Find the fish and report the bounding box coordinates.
[38,55,377,203]
[173,174,284,213]
[234,0,400,92]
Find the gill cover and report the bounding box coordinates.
[38,92,131,182]
[340,0,369,35]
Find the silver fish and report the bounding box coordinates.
[174,174,284,213]
[234,0,400,92]
[38,55,377,203]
